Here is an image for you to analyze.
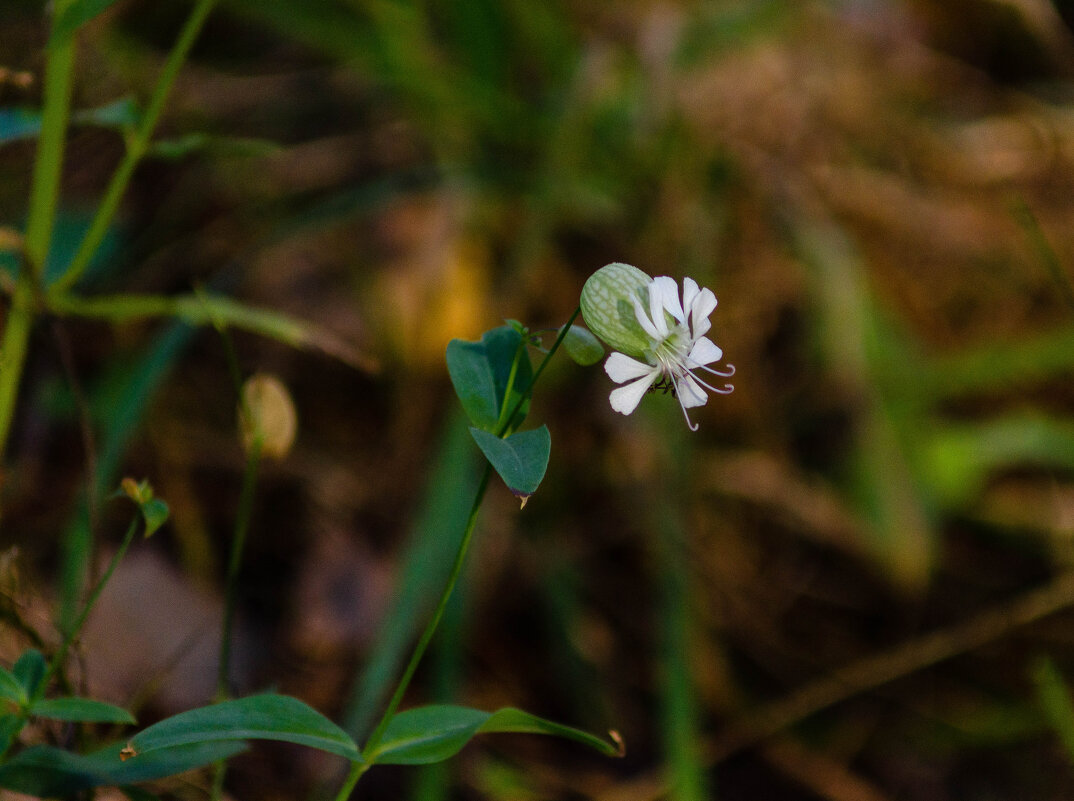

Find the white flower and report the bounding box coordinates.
[602,275,734,430]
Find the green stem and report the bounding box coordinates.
[218,437,262,697]
[210,438,261,801]
[0,515,140,760]
[360,464,493,762]
[24,2,76,277]
[46,516,140,691]
[332,760,370,801]
[493,337,526,433]
[346,309,582,795]
[0,276,37,471]
[48,0,219,295]
[498,307,580,437]
[0,1,77,470]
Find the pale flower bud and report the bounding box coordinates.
[239,373,297,460]
[579,262,654,359]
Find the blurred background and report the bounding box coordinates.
[5,0,1074,798]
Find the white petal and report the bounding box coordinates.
[687,336,723,367]
[675,373,709,408]
[681,277,699,317]
[605,352,657,384]
[631,294,662,342]
[647,278,674,336]
[688,287,717,337]
[609,375,656,415]
[653,276,684,323]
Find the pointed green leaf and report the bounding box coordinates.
[367,705,623,765]
[29,697,135,724]
[562,325,605,366]
[0,741,245,796]
[469,426,550,501]
[0,713,22,754]
[129,694,360,762]
[0,666,26,705]
[446,326,532,432]
[13,650,46,698]
[140,498,170,538]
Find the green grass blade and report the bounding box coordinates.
[1033,656,1074,761]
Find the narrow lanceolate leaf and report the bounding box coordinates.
[128,694,361,762]
[0,741,245,796]
[0,666,26,705]
[366,705,624,765]
[47,292,378,372]
[29,697,135,724]
[469,426,550,503]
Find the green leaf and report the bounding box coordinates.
[0,98,139,146]
[0,665,26,705]
[47,291,375,371]
[50,0,125,45]
[446,326,532,432]
[140,498,170,538]
[562,325,605,366]
[0,713,22,754]
[148,133,283,160]
[29,697,135,724]
[0,741,245,796]
[129,694,361,762]
[73,96,140,131]
[12,650,46,698]
[469,427,550,503]
[1033,656,1074,761]
[367,705,623,765]
[0,108,43,144]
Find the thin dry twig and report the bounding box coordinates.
[597,571,1074,801]
[708,570,1074,763]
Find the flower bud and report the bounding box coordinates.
[579,263,653,359]
[239,373,297,460]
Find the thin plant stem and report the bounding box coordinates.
[45,517,140,692]
[332,760,370,801]
[360,463,493,761]
[0,0,77,471]
[24,0,77,278]
[210,437,261,801]
[48,0,219,295]
[348,309,581,794]
[218,437,263,698]
[0,275,37,475]
[0,515,140,760]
